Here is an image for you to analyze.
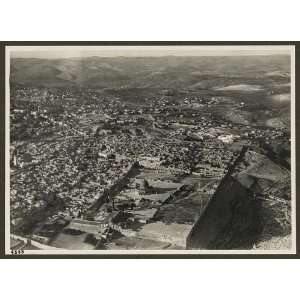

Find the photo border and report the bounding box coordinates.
[0,41,298,259]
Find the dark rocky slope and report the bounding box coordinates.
[187,147,291,249]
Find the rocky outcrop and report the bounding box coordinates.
[186,147,290,250]
[186,175,260,249]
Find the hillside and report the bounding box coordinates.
[10,55,291,130]
[10,55,290,90]
[187,148,291,250]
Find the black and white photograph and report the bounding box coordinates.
[5,45,296,255]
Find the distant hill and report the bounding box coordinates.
[10,55,291,90]
[10,55,291,130]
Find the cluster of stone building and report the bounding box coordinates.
[10,86,290,250]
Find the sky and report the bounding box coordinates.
[8,45,292,59]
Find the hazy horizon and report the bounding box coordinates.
[8,45,292,59]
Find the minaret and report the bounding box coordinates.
[12,149,18,167]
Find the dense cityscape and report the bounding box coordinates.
[9,54,292,251]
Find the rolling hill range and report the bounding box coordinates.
[10,55,291,91]
[10,55,291,130]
